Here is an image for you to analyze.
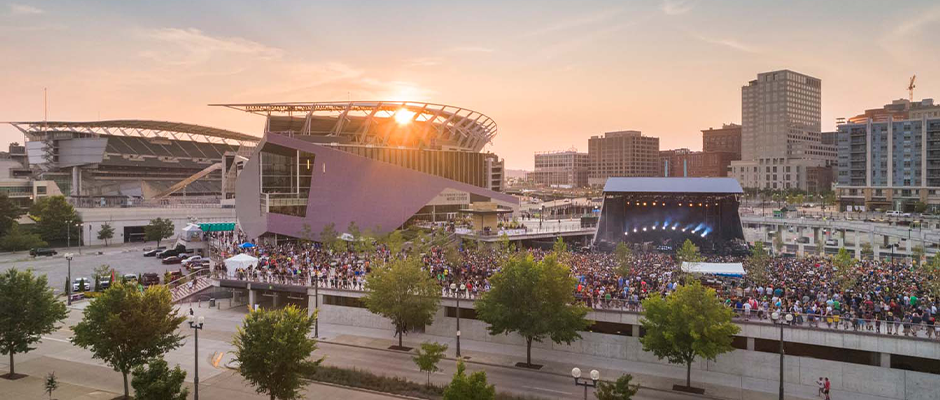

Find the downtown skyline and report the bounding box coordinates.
[2,0,939,170]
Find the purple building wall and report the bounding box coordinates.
[236,132,518,240]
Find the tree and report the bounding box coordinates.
[363,257,441,348]
[747,241,770,286]
[443,360,495,400]
[44,372,59,400]
[144,218,175,249]
[29,196,81,243]
[0,222,47,251]
[772,232,784,254]
[861,242,873,259]
[595,374,640,400]
[914,201,929,214]
[97,222,115,246]
[475,253,590,366]
[413,341,448,386]
[319,222,340,251]
[233,305,320,400]
[0,192,24,237]
[0,269,68,378]
[920,255,940,298]
[614,242,632,277]
[639,281,739,390]
[71,283,184,398]
[675,239,703,266]
[912,245,926,264]
[382,229,405,256]
[497,233,512,254]
[131,358,188,400]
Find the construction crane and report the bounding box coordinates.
[909,75,916,102]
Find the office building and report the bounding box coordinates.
[836,116,940,211]
[702,123,742,159]
[659,149,738,178]
[730,70,836,192]
[530,150,589,188]
[588,130,660,186]
[847,98,940,124]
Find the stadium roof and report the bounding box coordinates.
[211,101,497,152]
[603,177,743,194]
[9,120,260,144]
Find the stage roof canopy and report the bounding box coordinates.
[603,177,743,194]
[680,262,745,277]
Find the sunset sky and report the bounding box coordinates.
[2,0,939,170]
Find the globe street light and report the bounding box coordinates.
[771,311,793,400]
[188,313,205,400]
[571,367,600,400]
[65,253,74,306]
[450,282,466,358]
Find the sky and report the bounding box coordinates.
[1,0,939,170]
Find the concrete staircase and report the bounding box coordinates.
[171,277,213,302]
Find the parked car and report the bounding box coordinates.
[30,248,57,257]
[143,247,167,257]
[140,273,161,286]
[162,256,183,264]
[168,270,183,281]
[72,277,91,292]
[98,277,111,290]
[886,210,901,217]
[181,255,204,268]
[123,273,139,283]
[825,239,838,246]
[158,246,191,258]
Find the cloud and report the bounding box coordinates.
[694,34,758,53]
[888,5,940,38]
[138,28,283,66]
[9,3,43,15]
[408,57,443,67]
[447,46,494,53]
[661,0,697,16]
[522,7,625,37]
[877,4,940,67]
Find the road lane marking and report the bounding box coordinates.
[523,386,572,395]
[212,351,225,368]
[41,336,72,343]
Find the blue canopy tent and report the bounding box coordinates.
[239,242,256,249]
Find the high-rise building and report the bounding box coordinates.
[702,123,742,159]
[659,148,737,178]
[530,150,589,188]
[588,130,660,186]
[730,70,836,192]
[836,116,940,211]
[847,98,940,123]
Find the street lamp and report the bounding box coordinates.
[65,253,74,306]
[78,222,84,255]
[771,311,793,400]
[188,313,205,400]
[571,367,600,400]
[450,282,466,358]
[314,270,320,338]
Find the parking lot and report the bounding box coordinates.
[0,243,196,295]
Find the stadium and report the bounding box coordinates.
[225,101,515,240]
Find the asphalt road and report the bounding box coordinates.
[0,243,183,293]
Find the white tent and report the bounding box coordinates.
[224,253,259,277]
[680,262,745,277]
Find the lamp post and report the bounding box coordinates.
[188,313,205,400]
[66,219,72,248]
[78,222,84,255]
[771,311,793,400]
[314,270,320,338]
[571,367,599,400]
[450,282,466,358]
[65,253,74,306]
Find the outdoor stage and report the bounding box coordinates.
[593,177,746,255]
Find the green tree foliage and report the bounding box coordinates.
[595,374,640,400]
[912,245,926,264]
[144,218,175,249]
[93,264,113,292]
[0,269,68,377]
[97,222,115,246]
[0,222,47,251]
[747,241,770,286]
[639,281,739,389]
[319,222,340,251]
[413,341,448,386]
[442,361,495,400]
[29,196,81,243]
[914,201,929,214]
[833,247,856,291]
[772,232,784,254]
[861,242,873,258]
[0,192,25,237]
[234,305,320,400]
[71,283,184,398]
[383,229,405,256]
[298,223,315,244]
[363,257,441,348]
[675,239,704,267]
[44,372,59,400]
[497,233,512,254]
[131,358,188,400]
[920,255,940,298]
[475,253,590,366]
[614,242,632,277]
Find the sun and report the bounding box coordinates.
[394,109,415,125]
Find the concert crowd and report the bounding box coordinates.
[208,231,939,339]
